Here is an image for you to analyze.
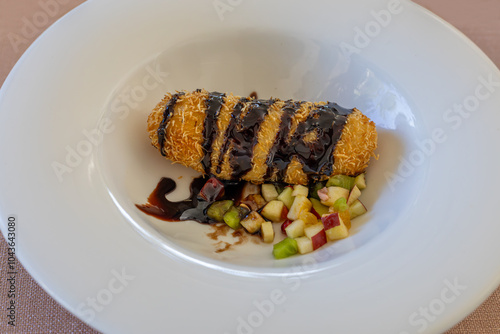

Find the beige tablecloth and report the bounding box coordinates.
[0,0,499,333]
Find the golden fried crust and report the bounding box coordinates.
[147,90,377,184]
[333,109,378,176]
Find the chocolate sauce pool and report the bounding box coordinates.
[136,176,245,224]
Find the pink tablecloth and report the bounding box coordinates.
[0,0,499,333]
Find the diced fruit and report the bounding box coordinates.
[261,221,274,243]
[304,223,327,250]
[241,182,260,199]
[339,210,351,230]
[241,194,267,211]
[223,206,243,229]
[273,238,298,259]
[281,219,293,235]
[332,197,348,212]
[321,212,349,241]
[292,184,309,197]
[295,236,313,254]
[299,212,318,226]
[261,184,279,202]
[261,200,287,222]
[284,219,305,238]
[310,198,329,218]
[322,212,342,230]
[349,199,368,219]
[207,200,234,222]
[347,185,361,206]
[309,182,325,200]
[319,187,349,207]
[199,177,225,202]
[240,211,265,233]
[287,195,312,220]
[277,186,294,209]
[326,175,355,190]
[354,173,366,190]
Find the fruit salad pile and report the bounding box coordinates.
[204,174,368,259]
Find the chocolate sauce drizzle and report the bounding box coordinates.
[273,102,352,181]
[157,92,184,156]
[215,98,248,175]
[264,100,301,179]
[160,90,353,183]
[201,92,226,172]
[228,98,275,179]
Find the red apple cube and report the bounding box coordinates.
[347,185,361,206]
[321,212,342,230]
[304,223,327,250]
[281,219,293,235]
[322,212,349,241]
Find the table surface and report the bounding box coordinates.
[0,0,499,333]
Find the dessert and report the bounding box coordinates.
[147,89,377,185]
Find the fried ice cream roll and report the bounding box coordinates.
[147,89,377,185]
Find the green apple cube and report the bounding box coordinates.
[277,187,294,209]
[261,184,279,202]
[273,238,298,259]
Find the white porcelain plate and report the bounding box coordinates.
[1,0,499,333]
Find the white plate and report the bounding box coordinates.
[1,0,499,333]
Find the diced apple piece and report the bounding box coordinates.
[277,186,294,209]
[292,184,309,197]
[241,194,267,211]
[295,236,313,254]
[240,211,265,234]
[310,198,329,218]
[281,219,293,235]
[287,195,312,220]
[321,212,349,241]
[349,199,368,219]
[241,182,260,200]
[319,186,349,207]
[284,219,305,238]
[354,173,366,190]
[347,185,361,206]
[304,223,327,250]
[299,212,318,226]
[261,184,279,202]
[261,221,274,243]
[261,200,287,222]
